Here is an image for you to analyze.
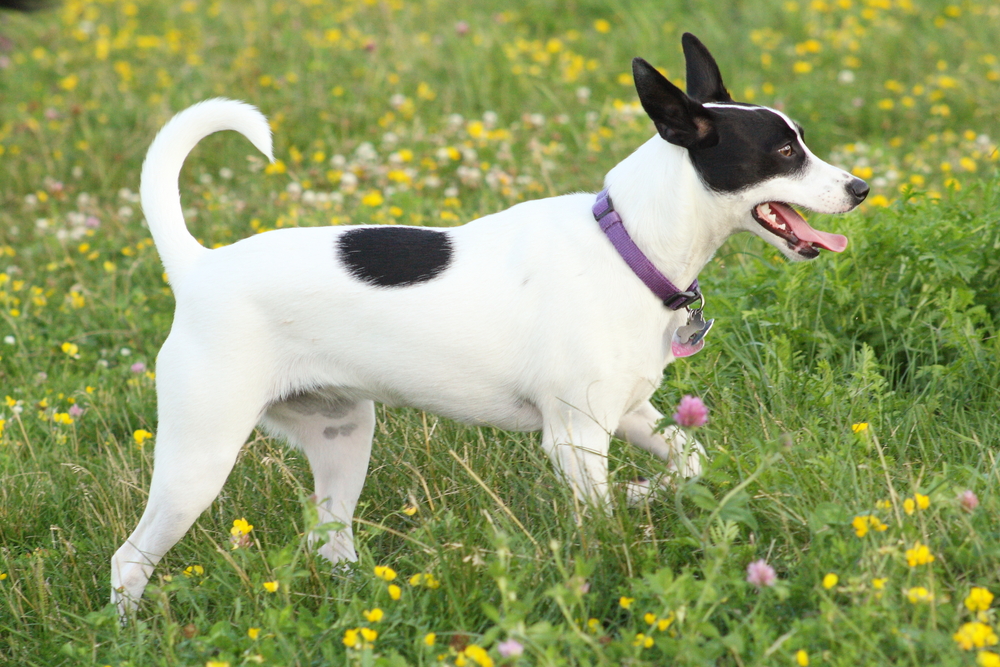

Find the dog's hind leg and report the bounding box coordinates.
[541,404,613,510]
[111,341,269,616]
[617,400,705,479]
[262,394,376,564]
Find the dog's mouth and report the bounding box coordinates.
[751,202,848,259]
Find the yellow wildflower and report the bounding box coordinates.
[464,644,493,667]
[59,74,79,91]
[408,572,440,588]
[915,493,930,510]
[343,628,360,648]
[248,627,260,639]
[402,505,418,516]
[903,498,915,515]
[851,422,869,433]
[61,342,79,356]
[264,160,287,175]
[374,565,397,581]
[363,608,383,623]
[796,649,810,666]
[416,82,436,101]
[966,588,995,613]
[388,584,401,600]
[593,19,611,33]
[231,518,253,536]
[361,190,385,207]
[632,633,654,648]
[979,651,1000,667]
[423,632,436,646]
[183,565,204,577]
[822,573,838,589]
[360,627,377,643]
[872,578,888,590]
[263,581,279,592]
[657,612,675,631]
[852,514,887,536]
[619,596,635,609]
[133,429,154,446]
[954,622,999,651]
[905,542,935,567]
[906,586,933,603]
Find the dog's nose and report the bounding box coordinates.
[847,177,869,203]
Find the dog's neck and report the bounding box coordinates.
[603,136,731,292]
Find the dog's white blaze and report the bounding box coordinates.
[703,102,802,136]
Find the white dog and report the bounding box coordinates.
[112,33,867,612]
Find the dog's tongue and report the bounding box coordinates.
[769,201,848,252]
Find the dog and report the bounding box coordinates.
[111,33,868,612]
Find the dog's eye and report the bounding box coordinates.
[778,143,795,157]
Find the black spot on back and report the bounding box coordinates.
[688,106,806,193]
[338,226,453,287]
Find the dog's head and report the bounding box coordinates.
[633,33,868,261]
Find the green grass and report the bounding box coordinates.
[1,0,1000,665]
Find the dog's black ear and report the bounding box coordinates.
[632,57,718,149]
[682,33,732,104]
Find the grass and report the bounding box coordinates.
[1,0,999,665]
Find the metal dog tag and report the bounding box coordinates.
[671,308,715,358]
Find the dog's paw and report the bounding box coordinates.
[624,477,665,507]
[309,528,358,565]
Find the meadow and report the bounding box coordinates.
[1,0,999,665]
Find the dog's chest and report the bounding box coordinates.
[617,310,691,413]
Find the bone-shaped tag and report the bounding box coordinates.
[670,309,715,358]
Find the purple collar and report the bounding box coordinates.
[592,188,701,310]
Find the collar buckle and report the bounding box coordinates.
[662,290,702,311]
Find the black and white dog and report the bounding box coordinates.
[112,33,867,611]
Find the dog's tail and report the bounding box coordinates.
[140,98,274,284]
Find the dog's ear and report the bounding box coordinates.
[632,57,718,149]
[681,33,732,103]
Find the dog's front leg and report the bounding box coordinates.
[541,406,613,511]
[616,401,705,477]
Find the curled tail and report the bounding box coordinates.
[140,98,274,284]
